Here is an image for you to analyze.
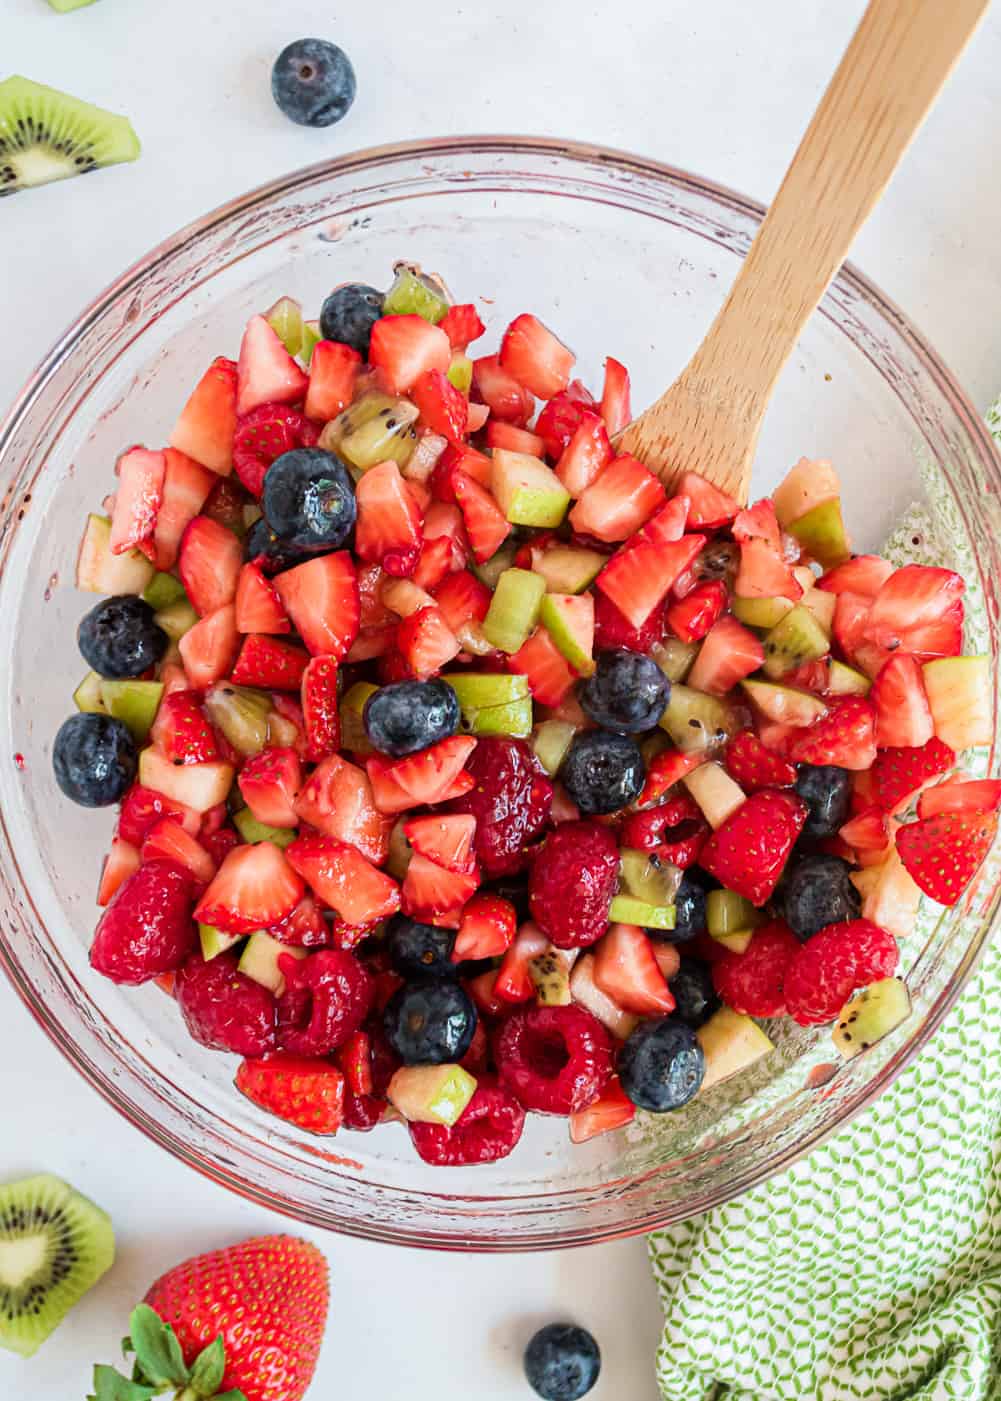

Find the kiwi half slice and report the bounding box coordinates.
[0,1174,115,1357]
[0,77,139,197]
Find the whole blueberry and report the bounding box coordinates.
[559,730,645,815]
[578,649,671,733]
[618,1016,705,1112]
[271,39,357,128]
[669,958,720,1029]
[244,516,311,575]
[52,713,137,807]
[383,980,477,1065]
[524,1323,601,1401]
[77,596,168,679]
[385,916,456,979]
[774,852,861,941]
[660,870,708,944]
[319,283,385,357]
[363,679,460,757]
[794,764,853,839]
[262,448,356,552]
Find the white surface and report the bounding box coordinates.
[3,2,1001,1397]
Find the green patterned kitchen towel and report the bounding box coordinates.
[648,421,1001,1401]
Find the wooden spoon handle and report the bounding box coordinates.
[620,0,990,497]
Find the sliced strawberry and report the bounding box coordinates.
[466,968,507,1018]
[231,634,310,690]
[871,736,956,814]
[818,554,894,598]
[569,454,666,542]
[286,832,401,925]
[110,447,164,558]
[509,628,577,707]
[918,777,1001,820]
[402,852,479,920]
[699,788,807,906]
[369,315,451,394]
[236,314,309,416]
[294,753,391,864]
[299,656,340,762]
[677,472,740,529]
[403,814,477,873]
[593,923,675,1016]
[555,411,613,497]
[412,535,454,593]
[452,470,512,563]
[635,748,705,807]
[724,731,797,792]
[466,402,490,432]
[152,449,216,569]
[234,562,291,635]
[268,893,330,948]
[664,579,727,643]
[178,515,242,616]
[687,615,766,696]
[485,421,546,456]
[97,836,141,907]
[733,498,782,547]
[356,562,394,629]
[336,1029,375,1096]
[871,654,934,748]
[142,818,216,887]
[169,356,238,476]
[734,538,803,600]
[494,923,550,1002]
[235,1054,345,1134]
[896,810,997,905]
[637,495,690,547]
[839,805,890,854]
[433,569,492,632]
[451,892,517,960]
[354,460,424,577]
[862,565,965,661]
[599,357,631,436]
[832,589,872,660]
[387,736,476,805]
[439,302,486,350]
[411,368,469,442]
[274,551,360,659]
[269,691,308,756]
[431,442,493,502]
[118,784,200,847]
[150,689,218,765]
[239,746,302,828]
[472,354,535,425]
[178,604,239,689]
[595,533,705,630]
[202,476,249,536]
[397,606,462,678]
[783,658,832,695]
[200,825,240,867]
[786,697,877,771]
[498,313,575,400]
[195,840,304,934]
[592,589,663,653]
[569,1076,635,1143]
[232,403,320,497]
[304,340,361,421]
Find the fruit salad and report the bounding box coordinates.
[53,263,997,1166]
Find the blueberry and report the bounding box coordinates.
[669,958,720,1029]
[578,649,671,732]
[385,916,456,979]
[52,713,137,808]
[363,679,460,757]
[660,871,707,944]
[319,283,385,357]
[244,517,311,575]
[77,596,168,679]
[794,764,853,839]
[271,39,356,128]
[262,448,356,552]
[618,1016,705,1111]
[559,730,645,815]
[383,979,477,1065]
[773,852,861,941]
[524,1324,601,1401]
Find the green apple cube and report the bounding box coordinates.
[47,0,99,11]
[787,498,851,569]
[710,929,755,954]
[265,296,304,358]
[154,598,199,641]
[532,719,577,776]
[138,748,234,812]
[238,931,305,994]
[607,894,676,930]
[800,585,835,634]
[447,353,473,393]
[233,808,297,848]
[531,545,607,594]
[444,672,530,711]
[73,671,107,715]
[467,696,534,737]
[472,541,519,590]
[387,1064,477,1126]
[740,678,829,725]
[482,568,547,654]
[731,595,795,630]
[199,923,243,961]
[100,679,164,743]
[697,1007,774,1092]
[490,449,570,528]
[682,761,746,829]
[340,680,378,756]
[76,513,155,596]
[299,319,322,367]
[142,571,187,611]
[650,638,699,683]
[539,593,595,675]
[922,655,992,749]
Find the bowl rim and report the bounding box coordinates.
[2,133,1000,1249]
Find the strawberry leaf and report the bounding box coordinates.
[213,1392,249,1401]
[128,1303,190,1388]
[188,1336,226,1397]
[89,1363,159,1401]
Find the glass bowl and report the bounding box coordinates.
[1,137,999,1252]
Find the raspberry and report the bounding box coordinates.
[528,820,619,949]
[174,951,276,1056]
[409,1080,526,1165]
[90,860,197,985]
[276,949,374,1055]
[619,793,710,870]
[495,1005,614,1115]
[593,588,663,653]
[232,403,320,497]
[711,921,800,1018]
[448,737,553,878]
[783,919,899,1026]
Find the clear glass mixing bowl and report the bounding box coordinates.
[1,138,999,1251]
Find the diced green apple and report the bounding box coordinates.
[482,568,547,654]
[799,585,836,634]
[447,353,473,393]
[650,638,699,683]
[697,1007,774,1092]
[828,660,871,696]
[710,929,755,954]
[77,514,154,595]
[569,955,640,1040]
[922,656,992,749]
[530,544,607,594]
[300,320,322,367]
[387,1064,477,1126]
[340,681,378,756]
[154,598,199,641]
[787,498,851,569]
[471,541,519,590]
[100,679,163,742]
[199,923,243,961]
[265,296,304,357]
[73,671,107,715]
[683,762,746,828]
[138,748,234,812]
[142,572,188,611]
[741,678,828,725]
[539,593,595,675]
[607,895,676,930]
[238,931,306,995]
[706,890,763,937]
[771,457,840,528]
[490,449,571,528]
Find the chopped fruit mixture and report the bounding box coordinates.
[56,266,996,1166]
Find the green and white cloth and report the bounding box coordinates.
[649,417,1001,1401]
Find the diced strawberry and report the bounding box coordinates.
[150,689,218,764]
[110,447,165,558]
[569,454,666,542]
[687,615,765,695]
[451,892,517,961]
[599,357,631,436]
[195,840,305,934]
[499,313,575,400]
[403,814,477,873]
[336,1029,375,1096]
[367,736,476,813]
[397,606,462,678]
[786,696,877,771]
[294,753,391,864]
[862,565,965,661]
[593,924,675,1016]
[97,836,141,907]
[152,449,216,569]
[232,403,321,498]
[494,923,550,1003]
[452,469,512,563]
[268,691,308,755]
[346,627,396,663]
[410,367,469,442]
[431,442,493,502]
[238,746,302,828]
[596,533,705,631]
[732,498,781,547]
[485,421,545,457]
[818,554,894,598]
[783,658,832,695]
[635,748,705,807]
[356,562,394,629]
[354,460,424,577]
[236,314,309,416]
[637,495,690,548]
[235,1054,345,1134]
[433,568,492,633]
[178,604,239,689]
[471,354,535,425]
[734,538,803,600]
[466,968,508,1018]
[569,1076,635,1144]
[369,315,451,394]
[699,788,807,906]
[555,411,613,497]
[592,588,662,653]
[230,634,310,690]
[412,535,454,592]
[677,472,739,529]
[274,551,360,659]
[202,476,250,536]
[169,356,238,476]
[466,402,490,432]
[724,731,797,792]
[832,590,875,663]
[871,736,956,814]
[200,826,240,867]
[286,832,401,925]
[267,893,330,949]
[439,302,486,350]
[508,628,577,706]
[304,340,361,421]
[300,656,340,763]
[118,784,200,847]
[871,654,934,749]
[896,810,997,906]
[402,852,479,920]
[918,777,1001,820]
[142,818,216,887]
[178,515,242,616]
[234,562,291,635]
[665,579,727,643]
[839,805,890,855]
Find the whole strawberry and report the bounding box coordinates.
[90,1235,328,1401]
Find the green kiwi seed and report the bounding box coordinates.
[0,76,140,197]
[0,1174,115,1357]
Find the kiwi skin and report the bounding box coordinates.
[0,75,139,197]
[0,1173,115,1357]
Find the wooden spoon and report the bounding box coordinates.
[618,0,990,503]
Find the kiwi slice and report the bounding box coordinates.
[100,679,163,743]
[0,1174,114,1357]
[382,262,451,324]
[153,597,198,641]
[142,571,187,612]
[322,391,418,471]
[761,604,830,680]
[731,595,794,630]
[607,894,676,930]
[204,684,271,757]
[447,352,473,393]
[832,977,911,1059]
[532,718,577,776]
[619,849,682,906]
[73,670,107,715]
[300,319,322,367]
[706,890,763,938]
[0,76,139,197]
[233,808,296,848]
[659,682,738,754]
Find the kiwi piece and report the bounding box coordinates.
[710,929,755,954]
[198,923,243,961]
[232,808,296,848]
[619,849,682,906]
[386,819,413,880]
[731,595,794,630]
[322,391,419,471]
[706,889,763,938]
[463,695,533,738]
[382,262,451,323]
[447,352,473,393]
[300,319,322,367]
[482,568,546,654]
[832,977,911,1060]
[761,604,830,680]
[659,682,739,754]
[238,931,306,994]
[0,1174,115,1357]
[265,296,303,358]
[531,544,607,595]
[828,660,871,696]
[0,76,139,197]
[142,571,187,612]
[203,684,271,757]
[650,638,699,683]
[73,670,107,715]
[528,947,576,1006]
[153,598,198,641]
[787,498,851,569]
